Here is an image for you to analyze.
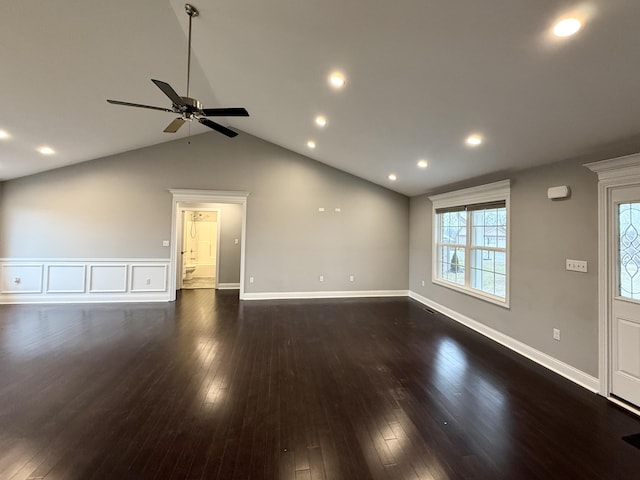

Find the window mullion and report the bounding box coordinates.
[465,210,471,288]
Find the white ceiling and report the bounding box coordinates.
[2,0,640,196]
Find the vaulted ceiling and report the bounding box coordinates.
[2,0,639,195]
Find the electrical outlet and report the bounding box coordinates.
[566,259,587,273]
[319,275,324,282]
[421,280,425,287]
[553,328,561,341]
[349,275,354,282]
[145,278,151,286]
[162,240,170,247]
[249,276,254,284]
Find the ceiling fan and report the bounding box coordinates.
[107,3,248,138]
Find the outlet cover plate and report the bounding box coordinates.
[566,259,587,273]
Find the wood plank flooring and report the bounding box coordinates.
[1,290,640,479]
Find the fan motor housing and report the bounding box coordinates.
[179,96,202,113]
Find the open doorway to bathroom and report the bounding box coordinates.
[169,190,248,301]
[182,210,219,289]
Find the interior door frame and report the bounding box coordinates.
[178,206,222,290]
[586,152,640,415]
[169,189,249,300]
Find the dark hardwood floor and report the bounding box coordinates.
[1,290,640,479]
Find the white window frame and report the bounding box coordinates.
[429,180,511,308]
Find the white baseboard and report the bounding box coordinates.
[0,292,170,304]
[217,283,240,290]
[408,290,600,393]
[242,289,408,301]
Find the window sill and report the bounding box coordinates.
[432,278,510,309]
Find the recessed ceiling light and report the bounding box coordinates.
[307,140,316,149]
[388,173,397,181]
[315,115,327,127]
[0,130,10,139]
[328,72,346,89]
[417,159,428,169]
[465,134,483,146]
[37,146,55,155]
[553,18,582,37]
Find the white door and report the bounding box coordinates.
[611,186,640,407]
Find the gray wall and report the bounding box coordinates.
[409,157,599,376]
[206,203,242,284]
[0,131,409,294]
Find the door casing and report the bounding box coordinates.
[586,153,640,416]
[169,189,249,300]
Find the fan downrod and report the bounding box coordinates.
[185,3,199,17]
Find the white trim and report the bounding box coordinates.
[429,180,511,307]
[0,257,169,262]
[409,290,600,392]
[0,259,170,304]
[428,179,511,209]
[217,283,240,290]
[0,292,168,304]
[243,290,408,301]
[88,264,128,293]
[585,153,640,182]
[169,189,248,301]
[46,264,87,293]
[431,277,509,308]
[606,396,640,417]
[585,152,640,398]
[1,263,44,294]
[129,264,168,293]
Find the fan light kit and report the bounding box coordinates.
[315,116,327,127]
[417,159,428,168]
[106,4,249,138]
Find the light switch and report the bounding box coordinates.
[162,240,170,247]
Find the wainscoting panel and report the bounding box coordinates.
[0,259,170,304]
[47,265,86,293]
[1,264,43,294]
[131,264,168,292]
[89,265,128,293]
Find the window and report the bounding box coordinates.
[430,180,510,306]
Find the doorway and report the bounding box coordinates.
[181,209,220,289]
[587,154,640,414]
[609,187,640,408]
[169,189,249,300]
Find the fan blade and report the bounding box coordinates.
[151,79,186,107]
[107,99,172,112]
[201,107,249,117]
[164,118,186,133]
[198,118,238,138]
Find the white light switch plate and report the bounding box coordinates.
[566,259,587,273]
